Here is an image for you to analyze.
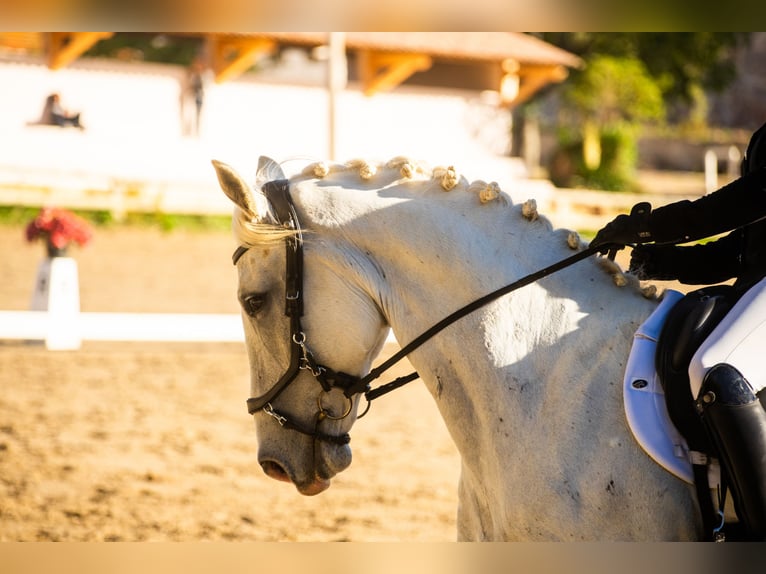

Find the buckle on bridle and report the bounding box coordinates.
[293,332,326,378]
[263,403,287,426]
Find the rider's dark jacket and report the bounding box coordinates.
[630,165,766,292]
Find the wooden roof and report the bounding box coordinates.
[0,32,583,108]
[257,32,583,68]
[209,32,583,107]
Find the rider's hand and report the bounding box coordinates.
[591,202,653,254]
[628,244,676,280]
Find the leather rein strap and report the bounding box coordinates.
[235,178,613,424]
[361,243,603,402]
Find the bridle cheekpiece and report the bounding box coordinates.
[234,179,369,445]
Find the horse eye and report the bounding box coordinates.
[242,294,267,316]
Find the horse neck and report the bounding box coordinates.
[338,190,648,346]
[294,174,660,485]
[294,172,655,386]
[341,186,653,400]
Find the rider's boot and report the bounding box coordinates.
[697,363,766,540]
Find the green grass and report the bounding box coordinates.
[0,205,232,233]
[118,212,232,232]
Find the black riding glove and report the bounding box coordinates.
[628,244,679,280]
[591,202,653,253]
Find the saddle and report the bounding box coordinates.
[655,285,736,456]
[653,285,750,540]
[624,286,751,539]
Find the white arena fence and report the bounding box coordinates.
[1,256,247,350]
[0,310,245,349]
[1,256,397,350]
[0,310,399,350]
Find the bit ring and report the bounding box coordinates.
[317,389,353,420]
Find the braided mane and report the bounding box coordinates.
[231,155,656,299]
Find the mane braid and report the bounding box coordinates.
[240,154,659,300]
[518,196,657,300]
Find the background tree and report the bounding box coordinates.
[552,54,665,190]
[539,33,751,190]
[542,33,749,111]
[85,33,203,65]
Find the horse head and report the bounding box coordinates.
[213,157,390,495]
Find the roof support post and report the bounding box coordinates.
[357,50,432,96]
[207,35,276,83]
[501,62,569,108]
[47,32,113,70]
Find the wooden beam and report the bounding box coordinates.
[500,63,569,108]
[0,32,44,51]
[519,63,570,82]
[207,35,276,83]
[357,50,432,96]
[47,32,113,70]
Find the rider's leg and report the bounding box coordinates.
[696,363,766,540]
[688,278,766,539]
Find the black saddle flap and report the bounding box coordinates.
[655,285,736,450]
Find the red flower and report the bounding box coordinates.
[26,207,93,249]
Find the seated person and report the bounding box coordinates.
[38,93,84,129]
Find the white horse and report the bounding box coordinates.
[212,155,701,541]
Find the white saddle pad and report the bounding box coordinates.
[623,289,694,483]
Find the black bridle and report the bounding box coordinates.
[234,180,364,446]
[234,178,610,445]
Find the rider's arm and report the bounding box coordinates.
[629,230,744,284]
[649,165,766,244]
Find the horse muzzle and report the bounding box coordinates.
[260,460,331,495]
[258,436,352,496]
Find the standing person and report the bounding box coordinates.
[591,122,766,540]
[181,58,206,137]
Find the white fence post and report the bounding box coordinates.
[704,149,718,194]
[705,145,743,195]
[727,145,741,177]
[29,257,82,350]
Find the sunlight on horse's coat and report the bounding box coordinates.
[213,155,696,540]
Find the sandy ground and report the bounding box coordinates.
[0,225,461,541]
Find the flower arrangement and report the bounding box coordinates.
[25,207,93,257]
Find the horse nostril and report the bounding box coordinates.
[261,460,291,483]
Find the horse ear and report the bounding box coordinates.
[211,160,271,220]
[255,156,286,189]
